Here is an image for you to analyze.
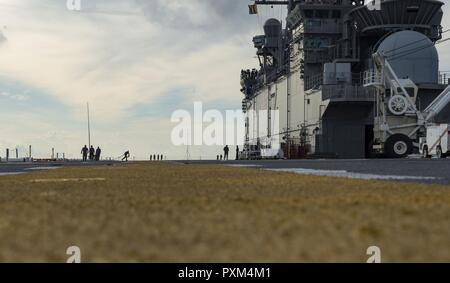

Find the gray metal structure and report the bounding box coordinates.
[240,0,449,159]
[376,31,439,84]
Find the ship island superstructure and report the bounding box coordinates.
[240,0,450,159]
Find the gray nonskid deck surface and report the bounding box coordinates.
[0,161,118,175]
[2,159,449,185]
[179,159,450,185]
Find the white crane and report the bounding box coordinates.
[364,52,450,158]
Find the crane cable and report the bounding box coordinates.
[382,29,450,57]
[387,36,450,61]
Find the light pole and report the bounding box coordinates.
[87,102,91,149]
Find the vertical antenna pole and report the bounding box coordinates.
[87,102,91,149]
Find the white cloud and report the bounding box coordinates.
[0,0,256,121]
[0,31,6,44]
[0,90,28,101]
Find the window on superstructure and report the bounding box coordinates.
[331,10,341,19]
[306,19,321,27]
[315,10,328,19]
[304,10,313,18]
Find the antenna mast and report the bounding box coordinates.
[87,102,91,149]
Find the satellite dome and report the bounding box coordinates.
[377,30,439,84]
[264,18,281,38]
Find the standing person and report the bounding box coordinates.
[153,154,156,161]
[122,150,130,162]
[95,146,101,161]
[223,145,229,160]
[81,145,88,162]
[150,155,153,161]
[89,146,95,161]
[236,146,240,160]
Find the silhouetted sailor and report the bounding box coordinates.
[81,145,88,162]
[89,146,95,161]
[153,154,156,161]
[122,150,130,162]
[236,146,239,160]
[223,145,229,160]
[95,147,101,161]
[150,155,153,161]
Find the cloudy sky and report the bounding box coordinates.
[0,0,449,160]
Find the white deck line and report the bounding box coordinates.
[0,172,24,176]
[266,168,438,181]
[25,167,61,171]
[226,164,263,168]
